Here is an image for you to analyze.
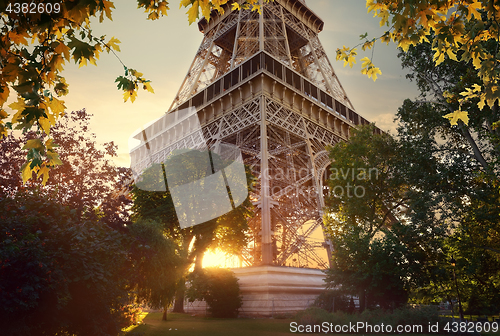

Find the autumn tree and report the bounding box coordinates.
[326,39,500,311]
[337,0,500,135]
[0,108,187,331]
[324,125,446,310]
[0,0,267,184]
[333,1,500,311]
[0,108,132,228]
[395,41,500,312]
[128,218,181,321]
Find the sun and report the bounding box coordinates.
[202,249,242,268]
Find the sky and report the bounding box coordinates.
[9,0,421,167]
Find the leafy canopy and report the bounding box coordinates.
[0,0,268,185]
[324,125,446,310]
[337,0,500,127]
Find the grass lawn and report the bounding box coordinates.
[124,312,494,336]
[124,312,296,336]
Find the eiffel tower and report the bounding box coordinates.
[130,0,379,315]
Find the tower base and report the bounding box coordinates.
[182,266,326,317]
[233,266,326,317]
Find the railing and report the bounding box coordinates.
[173,51,380,134]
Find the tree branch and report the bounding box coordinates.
[419,73,492,173]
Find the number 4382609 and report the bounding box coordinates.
[6,2,61,14]
[444,321,498,333]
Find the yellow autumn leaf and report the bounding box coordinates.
[143,82,155,93]
[446,48,458,61]
[47,151,63,166]
[472,55,482,69]
[378,10,389,27]
[366,0,388,14]
[433,49,445,65]
[10,98,27,124]
[39,117,51,135]
[179,0,191,8]
[21,162,33,185]
[37,164,50,185]
[22,138,45,151]
[11,111,24,124]
[467,1,483,21]
[211,0,226,13]
[232,2,241,11]
[343,48,357,68]
[89,56,98,66]
[336,51,344,61]
[362,40,374,51]
[78,57,88,68]
[123,89,138,103]
[459,84,482,102]
[398,37,412,52]
[418,10,429,29]
[367,67,382,81]
[187,0,200,24]
[107,37,121,52]
[345,54,357,68]
[129,69,143,78]
[9,98,26,114]
[8,31,29,45]
[55,42,71,60]
[158,1,170,16]
[360,56,371,68]
[47,97,66,117]
[200,0,211,20]
[443,110,469,125]
[478,94,487,110]
[0,109,7,118]
[49,54,65,73]
[45,138,58,150]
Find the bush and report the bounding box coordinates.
[313,289,350,313]
[186,267,242,318]
[0,193,134,335]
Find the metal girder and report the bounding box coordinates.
[154,0,368,270]
[169,0,355,112]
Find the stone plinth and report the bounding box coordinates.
[232,266,326,317]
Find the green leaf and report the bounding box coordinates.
[115,76,133,90]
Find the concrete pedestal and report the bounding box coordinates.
[182,266,326,317]
[232,266,326,317]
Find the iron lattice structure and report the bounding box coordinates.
[131,0,380,269]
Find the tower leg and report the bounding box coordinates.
[260,95,273,265]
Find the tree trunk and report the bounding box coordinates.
[194,250,204,272]
[359,290,366,313]
[173,279,185,313]
[162,306,167,321]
